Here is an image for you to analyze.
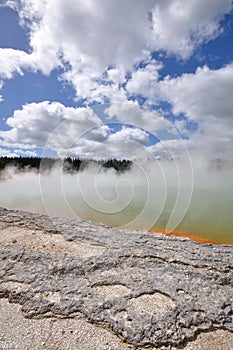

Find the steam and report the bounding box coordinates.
[0,157,232,244]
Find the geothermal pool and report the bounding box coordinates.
[0,161,233,244]
[61,187,233,244]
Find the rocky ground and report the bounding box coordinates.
[0,207,232,349]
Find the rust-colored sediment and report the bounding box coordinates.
[149,229,219,244]
[119,226,219,244]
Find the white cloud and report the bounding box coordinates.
[1,0,233,161]
[0,101,103,155]
[150,0,233,59]
[1,1,16,10]
[85,125,110,143]
[0,147,17,157]
[0,48,36,80]
[173,120,193,138]
[126,59,162,101]
[160,63,233,158]
[63,68,128,103]
[13,0,154,81]
[148,139,193,159]
[107,68,126,85]
[0,100,151,159]
[110,126,149,145]
[105,100,174,138]
[67,125,150,159]
[66,139,100,159]
[161,63,233,128]
[67,140,149,160]
[2,0,232,102]
[0,146,38,157]
[15,0,233,68]
[14,149,38,157]
[160,64,233,123]
[71,138,149,160]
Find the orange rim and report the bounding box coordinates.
[119,227,219,244]
[149,229,219,244]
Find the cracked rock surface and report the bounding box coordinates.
[0,207,232,348]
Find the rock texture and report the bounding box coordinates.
[0,207,232,349]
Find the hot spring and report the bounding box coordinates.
[0,158,233,244]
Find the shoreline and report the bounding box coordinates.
[149,229,220,245]
[1,205,233,245]
[0,207,232,349]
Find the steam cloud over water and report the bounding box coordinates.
[0,158,233,244]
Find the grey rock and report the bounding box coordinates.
[0,207,232,348]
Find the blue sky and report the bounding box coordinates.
[0,0,233,160]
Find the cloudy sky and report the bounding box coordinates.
[0,0,233,160]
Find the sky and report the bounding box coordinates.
[0,0,233,160]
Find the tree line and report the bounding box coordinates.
[0,156,132,173]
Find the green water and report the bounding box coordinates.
[174,189,233,244]
[1,165,232,244]
[66,186,233,244]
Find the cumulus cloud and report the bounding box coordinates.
[148,139,193,159]
[57,125,151,160]
[150,0,233,58]
[2,0,232,102]
[0,144,37,157]
[1,0,233,161]
[0,48,36,80]
[62,68,128,103]
[110,126,149,145]
[67,138,149,160]
[160,64,233,122]
[0,101,155,159]
[159,63,233,158]
[126,59,162,101]
[60,127,152,160]
[14,0,233,66]
[0,101,102,154]
[105,100,175,138]
[0,147,18,157]
[17,0,153,71]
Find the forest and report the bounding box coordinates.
[0,156,132,173]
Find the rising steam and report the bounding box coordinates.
[0,157,232,244]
